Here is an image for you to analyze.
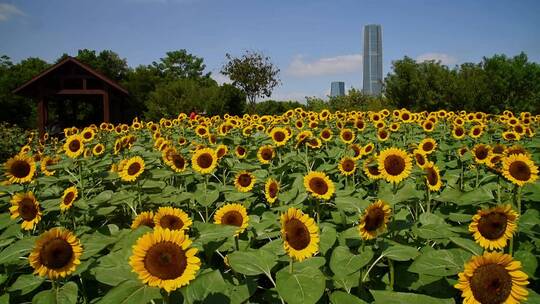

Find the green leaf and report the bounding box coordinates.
[276,266,325,304]
[413,223,457,239]
[330,246,373,277]
[379,181,423,205]
[192,223,238,248]
[0,237,36,264]
[32,281,78,304]
[370,290,455,304]
[90,190,113,205]
[80,231,117,260]
[92,250,138,286]
[436,186,494,205]
[96,280,161,304]
[150,168,173,179]
[194,184,220,207]
[409,249,471,277]
[224,277,257,304]
[0,294,8,304]
[319,226,337,255]
[140,179,166,190]
[330,291,368,304]
[181,270,228,304]
[514,251,537,278]
[227,249,278,276]
[383,244,419,261]
[0,213,13,230]
[449,237,483,255]
[334,196,370,212]
[8,274,45,295]
[224,191,253,202]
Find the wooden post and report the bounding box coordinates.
[37,98,45,137]
[103,91,110,123]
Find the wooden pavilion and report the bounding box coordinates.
[13,56,129,136]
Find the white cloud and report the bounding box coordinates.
[287,54,362,77]
[416,53,457,66]
[0,3,24,21]
[211,73,231,85]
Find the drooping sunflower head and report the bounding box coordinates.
[129,228,201,292]
[5,154,36,184]
[60,186,78,212]
[338,157,357,176]
[469,204,518,250]
[363,157,383,180]
[280,208,319,261]
[9,191,42,230]
[234,171,256,192]
[154,207,192,231]
[40,156,58,176]
[303,171,335,200]
[339,128,355,144]
[424,162,442,192]
[119,156,146,182]
[214,203,249,235]
[350,144,362,160]
[265,178,280,205]
[270,127,290,146]
[63,134,85,158]
[418,138,437,155]
[377,147,413,184]
[501,153,538,187]
[455,252,528,304]
[216,144,228,159]
[257,145,275,165]
[358,200,392,240]
[361,143,375,157]
[29,228,83,279]
[191,148,218,175]
[413,149,428,168]
[131,211,155,229]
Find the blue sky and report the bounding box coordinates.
[1,0,539,101]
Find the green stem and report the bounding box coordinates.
[163,291,170,304]
[234,236,239,251]
[426,183,431,213]
[316,200,320,224]
[289,258,294,274]
[388,258,394,291]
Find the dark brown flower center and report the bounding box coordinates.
[478,212,508,240]
[196,153,213,169]
[422,141,434,152]
[128,162,142,176]
[426,167,438,186]
[268,182,278,198]
[415,153,426,166]
[69,140,81,152]
[273,131,286,142]
[342,159,355,172]
[342,131,352,141]
[509,160,531,181]
[364,145,373,153]
[217,148,226,158]
[237,174,253,187]
[19,198,38,220]
[470,264,512,304]
[455,127,464,136]
[39,238,73,269]
[474,147,489,160]
[160,215,184,230]
[95,146,103,153]
[11,160,31,178]
[261,148,273,161]
[363,207,385,231]
[83,132,92,139]
[236,147,245,156]
[144,241,187,280]
[63,191,75,205]
[379,130,388,139]
[384,155,406,176]
[221,211,244,227]
[322,130,330,138]
[172,155,185,169]
[309,177,329,195]
[473,128,481,136]
[285,218,310,250]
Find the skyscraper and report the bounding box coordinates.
[363,24,383,95]
[330,81,345,97]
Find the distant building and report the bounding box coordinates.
[363,24,383,96]
[330,81,345,97]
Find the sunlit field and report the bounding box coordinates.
[1,108,539,304]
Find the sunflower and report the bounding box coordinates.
[129,228,201,292]
[502,130,520,141]
[234,171,256,192]
[303,171,335,200]
[195,125,209,138]
[413,149,429,168]
[455,252,528,304]
[469,125,484,139]
[424,162,442,191]
[377,148,412,184]
[501,153,538,186]
[469,205,518,251]
[320,128,333,142]
[63,134,85,158]
[60,186,78,212]
[339,128,355,144]
[363,157,383,180]
[131,211,155,229]
[257,145,275,165]
[5,154,36,183]
[338,157,357,176]
[191,148,218,175]
[81,128,95,142]
[306,137,322,149]
[216,144,228,159]
[10,192,42,230]
[452,125,466,139]
[472,144,492,165]
[40,156,58,176]
[235,146,247,159]
[119,156,145,182]
[270,127,290,146]
[92,143,105,156]
[265,178,280,205]
[154,207,192,231]
[168,153,187,173]
[29,228,83,279]
[214,203,249,235]
[418,138,437,155]
[422,120,435,132]
[377,129,390,142]
[280,208,319,261]
[358,200,392,240]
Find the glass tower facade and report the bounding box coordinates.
[363,24,383,96]
[330,81,345,97]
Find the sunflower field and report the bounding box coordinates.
[1,108,540,304]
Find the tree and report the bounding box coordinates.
[58,49,129,81]
[152,50,210,81]
[221,50,280,111]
